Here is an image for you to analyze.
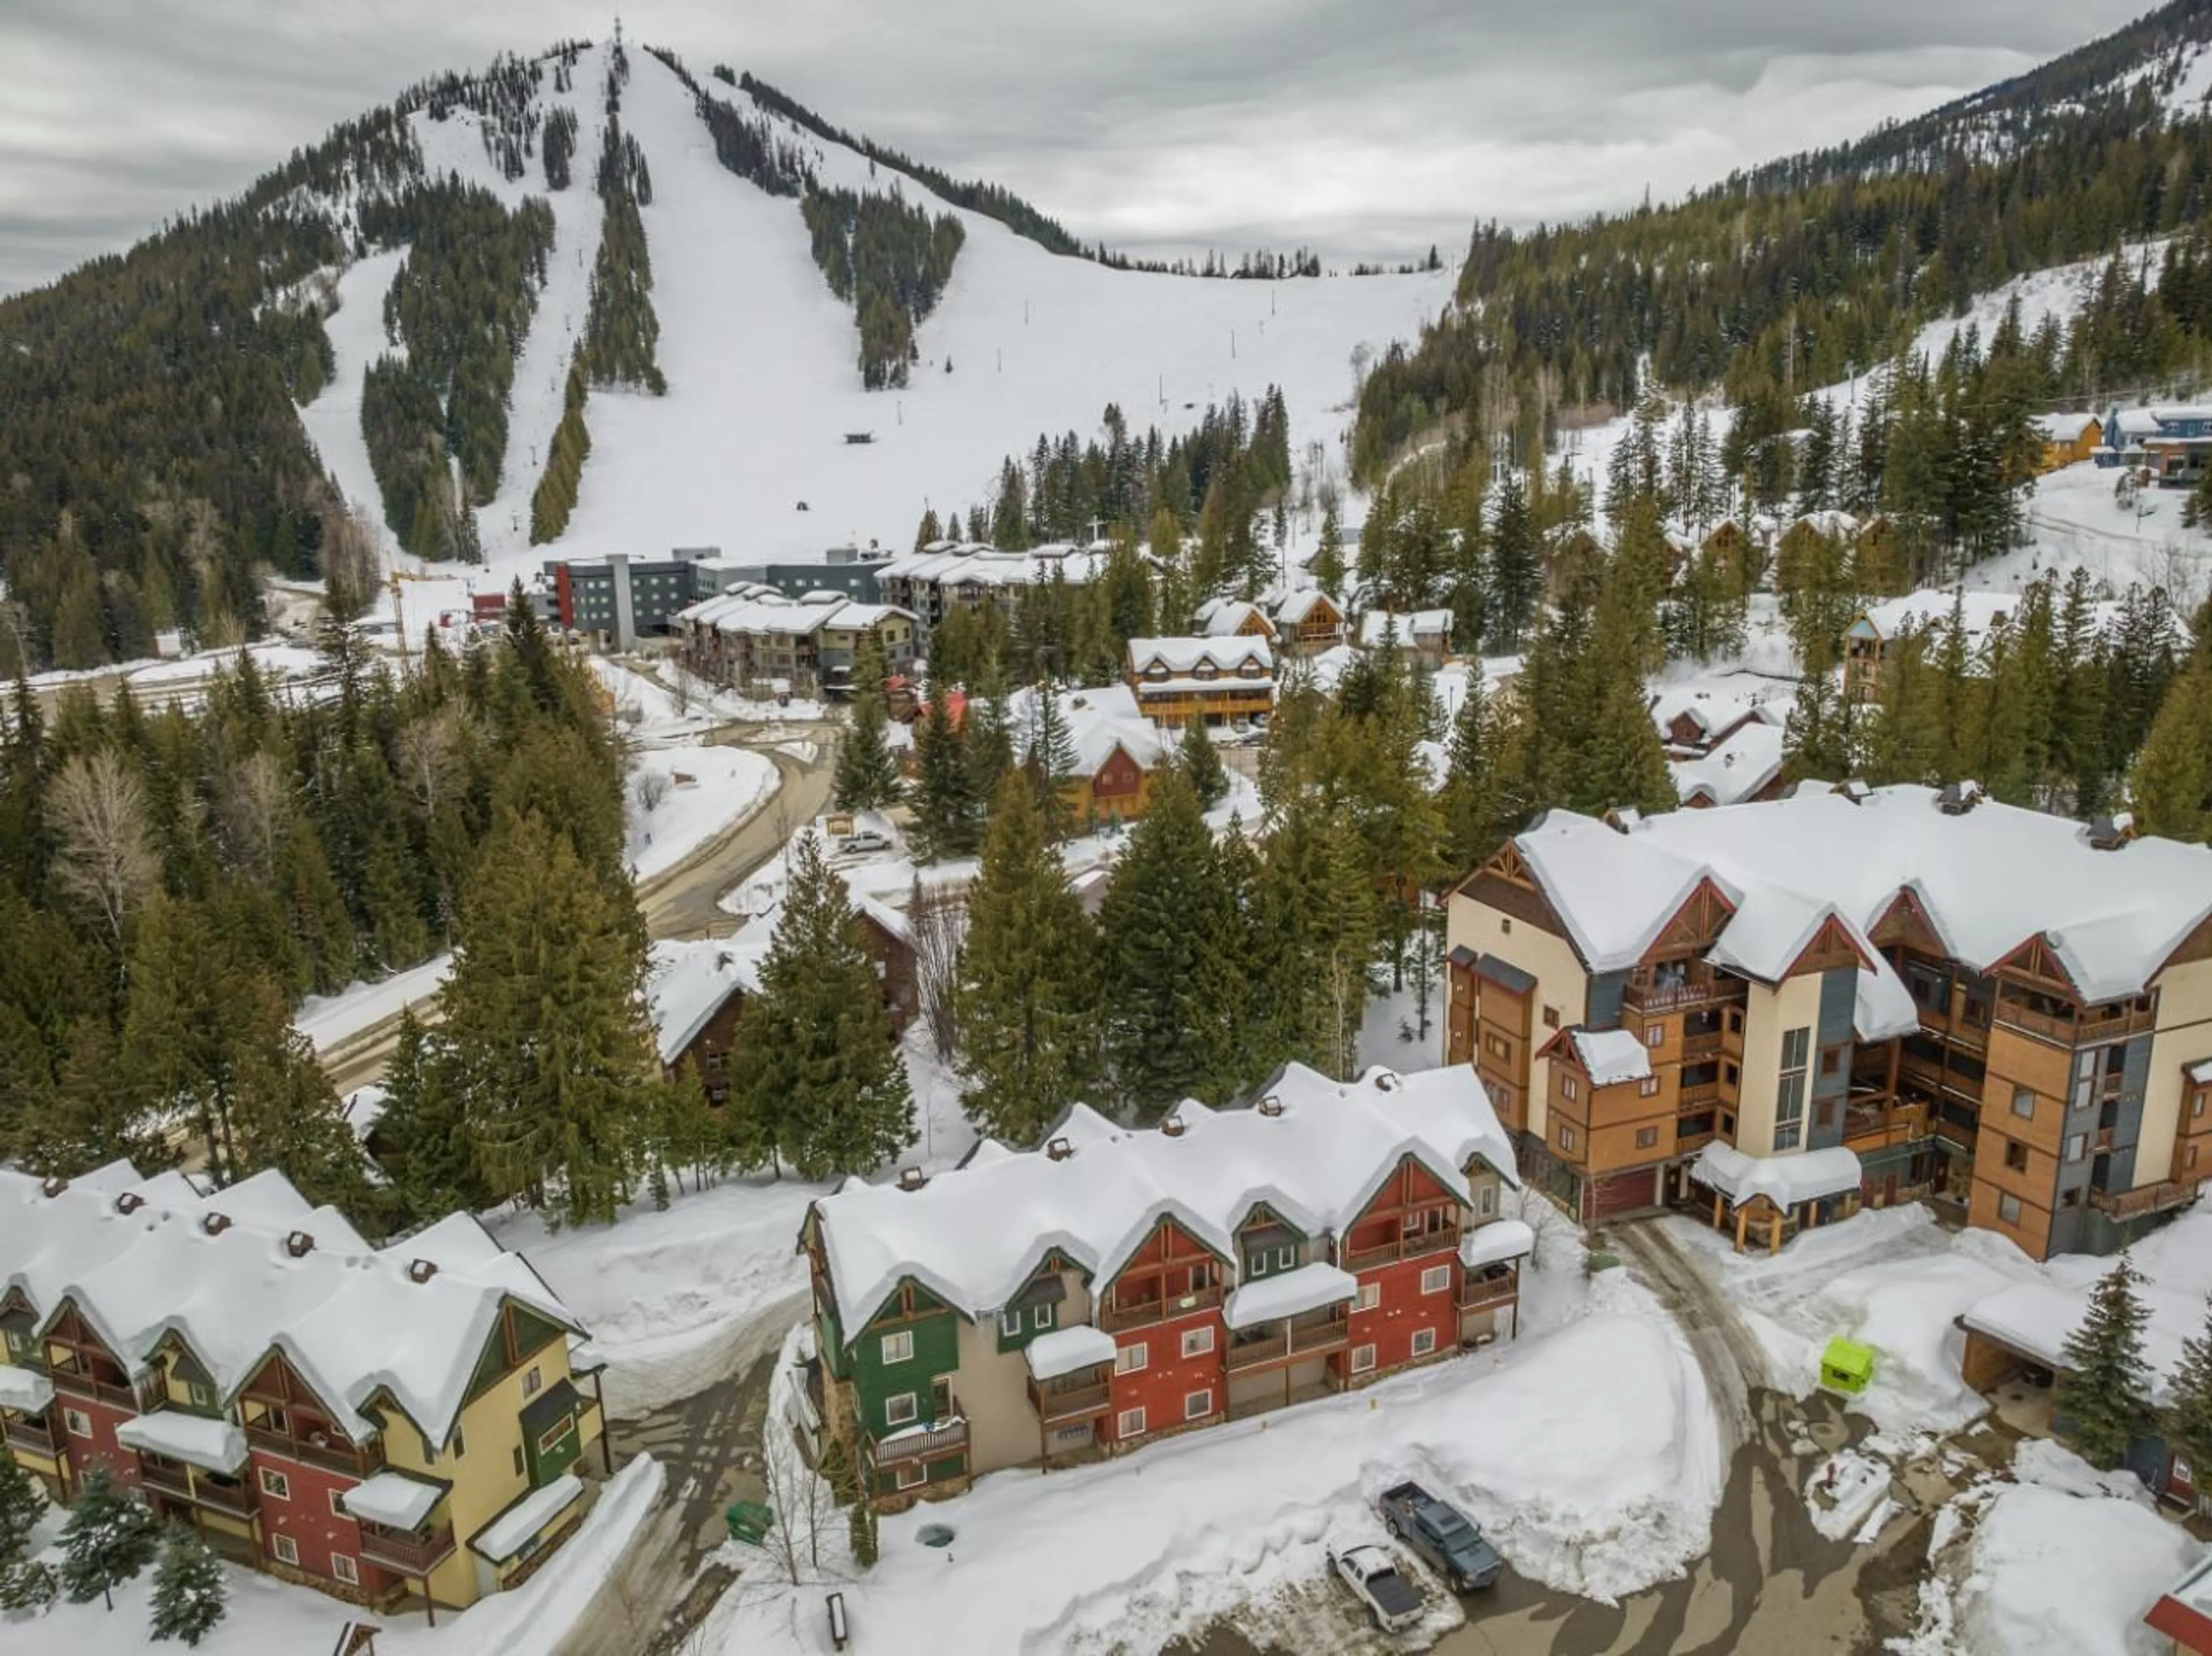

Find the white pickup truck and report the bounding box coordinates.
[1327,1543,1425,1634]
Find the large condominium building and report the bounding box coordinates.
[673,589,918,697]
[874,542,1122,636]
[1445,784,2212,1260]
[0,1165,605,1622]
[800,1063,1529,1511]
[1123,636,1275,729]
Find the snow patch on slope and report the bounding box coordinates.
[297,245,408,553]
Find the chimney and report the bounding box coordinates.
[1937,780,1983,816]
[285,1230,315,1259]
[1373,1070,1403,1093]
[408,1258,440,1284]
[2088,812,2135,851]
[39,1176,67,1199]
[897,1165,929,1190]
[1161,1113,1187,1139]
[1045,1137,1075,1162]
[201,1212,233,1237]
[114,1193,144,1216]
[1836,780,1870,804]
[1256,1095,1285,1118]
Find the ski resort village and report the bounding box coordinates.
[24,6,2212,1655]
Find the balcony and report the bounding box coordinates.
[357,1521,457,1578]
[1097,1283,1222,1333]
[139,1459,257,1518]
[1681,1031,1724,1060]
[1458,1268,1520,1312]
[865,1412,969,1472]
[1340,1232,1459,1273]
[2094,1127,2116,1154]
[3,1417,60,1457]
[1996,1000,2157,1048]
[1028,1378,1111,1426]
[244,1424,382,1479]
[1676,1082,1721,1110]
[1225,1318,1349,1373]
[2089,1180,2198,1221]
[1622,968,1736,1015]
[1676,1129,1716,1154]
[47,1364,146,1412]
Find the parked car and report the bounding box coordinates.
[837,831,892,855]
[1327,1543,1425,1634]
[1378,1481,1504,1592]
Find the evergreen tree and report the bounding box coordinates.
[0,1448,42,1564]
[1179,716,1229,809]
[436,811,657,1226]
[1486,471,1540,651]
[147,1523,225,1646]
[832,634,901,814]
[728,835,911,1178]
[1025,689,1081,842]
[1312,500,1347,598]
[1098,770,1245,1115]
[2162,1297,2212,1502]
[369,1008,484,1225]
[956,772,1099,1144]
[911,687,979,860]
[58,1469,157,1610]
[1252,801,1376,1079]
[2056,1258,2154,1470]
[849,1500,879,1568]
[1440,676,1502,871]
[2132,656,2212,842]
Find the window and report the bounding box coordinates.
[327,1491,349,1518]
[331,1554,358,1586]
[1639,1076,1660,1098]
[1001,1310,1022,1339]
[1357,1283,1381,1311]
[1726,1008,1743,1035]
[1350,1344,1377,1374]
[452,1426,465,1460]
[2062,1187,2083,1208]
[1543,1005,1560,1030]
[1500,918,1513,935]
[259,1469,291,1501]
[1118,1407,1147,1438]
[522,1366,542,1399]
[272,1534,300,1567]
[884,1392,919,1427]
[2066,1133,2087,1163]
[880,1330,914,1365]
[2196,1091,2209,1120]
[1645,1023,1664,1048]
[63,1408,91,1440]
[1636,1126,1659,1150]
[2191,1145,2202,1170]
[1775,1027,1810,1151]
[1276,1245,1296,1269]
[1116,1343,1149,1375]
[1820,1048,1843,1078]
[1557,1123,1578,1152]
[1781,1026,1810,1070]
[1184,1390,1213,1422]
[1181,1326,1214,1359]
[1562,1076,1580,1101]
[2004,1141,2029,1173]
[187,1381,214,1410]
[895,1462,926,1491]
[513,1446,527,1477]
[1247,1253,1268,1278]
[1411,1328,1437,1357]
[1421,1265,1452,1296]
[537,1420,571,1455]
[1475,1186,1496,1219]
[1034,1303,1055,1332]
[1998,1193,2023,1224]
[2011,1087,2036,1120]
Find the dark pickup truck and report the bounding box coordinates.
[1378,1480,1505,1592]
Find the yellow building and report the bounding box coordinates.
[1014,683,1168,826]
[2032,412,2103,473]
[0,1167,605,1624]
[1124,637,1275,729]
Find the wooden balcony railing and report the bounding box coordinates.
[2089,1180,2197,1221]
[3,1417,60,1456]
[1458,1269,1519,1311]
[1097,1283,1222,1333]
[47,1366,147,1412]
[1029,1379,1111,1425]
[357,1521,457,1578]
[865,1412,968,1470]
[138,1460,193,1501]
[1681,1031,1724,1058]
[244,1424,382,1478]
[2094,1127,2116,1153]
[1676,1129,1716,1154]
[1290,1318,1350,1356]
[1997,1001,2157,1048]
[140,1458,258,1518]
[1225,1332,1291,1373]
[1623,970,1738,1014]
[1339,1232,1458,1274]
[1676,1082,1721,1109]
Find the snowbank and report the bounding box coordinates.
[709,1271,1719,1654]
[293,952,453,1053]
[628,744,779,880]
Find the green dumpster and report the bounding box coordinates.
[726,1500,776,1546]
[1820,1336,1875,1396]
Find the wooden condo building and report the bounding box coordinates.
[0,1166,606,1622]
[1123,637,1276,729]
[800,1063,1530,1511]
[1445,783,2212,1260]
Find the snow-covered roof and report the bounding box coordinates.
[1507,784,2212,1011]
[1851,589,2028,646]
[0,1365,52,1413]
[878,543,1120,591]
[1195,599,1273,638]
[2191,1059,2212,1087]
[473,1473,584,1563]
[1788,509,1861,540]
[1222,1262,1357,1330]
[1024,1324,1118,1382]
[646,936,766,1065]
[342,1470,448,1530]
[1961,1279,2199,1408]
[811,1063,1519,1339]
[1127,636,1274,676]
[1673,721,1786,809]
[0,1165,583,1450]
[1356,609,1453,648]
[341,1085,389,1146]
[2032,412,2100,443]
[1273,589,1339,626]
[1007,683,1166,780]
[675,591,912,637]
[1691,1143,1862,1209]
[1460,1219,1535,1272]
[1560,1029,1653,1086]
[116,1411,249,1476]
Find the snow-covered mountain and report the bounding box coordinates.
[293,42,1450,592]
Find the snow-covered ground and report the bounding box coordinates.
[627,744,779,881]
[1994,460,2212,610]
[0,1454,662,1656]
[294,951,454,1054]
[297,245,410,546]
[705,1220,1718,1655]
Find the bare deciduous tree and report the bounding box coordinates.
[635,769,670,814]
[393,709,469,817]
[50,751,161,945]
[213,750,292,883]
[319,500,385,623]
[908,875,967,1063]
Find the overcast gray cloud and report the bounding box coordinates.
[0,0,2147,294]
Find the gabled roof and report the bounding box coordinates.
[0,1166,581,1450]
[809,1064,1518,1340]
[1272,589,1340,626]
[1356,610,1453,648]
[1126,636,1274,676]
[647,936,768,1065]
[876,542,1122,589]
[2032,411,2100,443]
[1195,598,1274,638]
[1007,682,1166,779]
[1547,1028,1652,1086]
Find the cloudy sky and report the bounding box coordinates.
[0,0,2146,294]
